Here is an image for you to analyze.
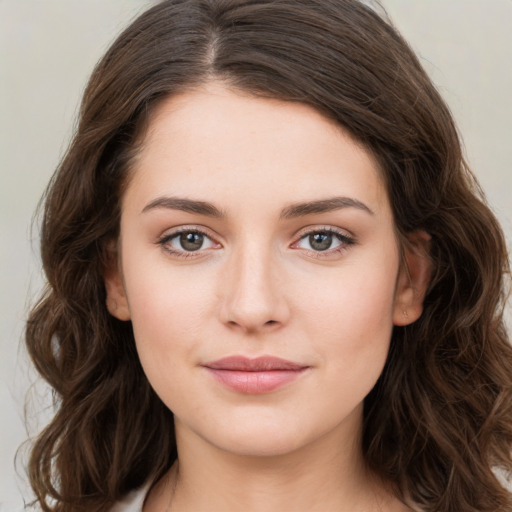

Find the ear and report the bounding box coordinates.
[393,230,432,326]
[103,244,131,321]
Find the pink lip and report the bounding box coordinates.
[202,356,309,394]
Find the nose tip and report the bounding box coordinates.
[219,252,290,334]
[221,286,287,334]
[226,317,280,334]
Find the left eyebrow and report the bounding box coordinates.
[279,196,374,219]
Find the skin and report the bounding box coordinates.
[105,82,430,511]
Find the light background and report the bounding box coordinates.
[1,1,511,510]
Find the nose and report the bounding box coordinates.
[218,241,290,334]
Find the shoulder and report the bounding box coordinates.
[110,484,150,512]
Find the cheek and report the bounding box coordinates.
[122,253,218,378]
[299,258,398,341]
[296,257,398,392]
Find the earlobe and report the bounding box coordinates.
[103,245,131,321]
[393,230,432,326]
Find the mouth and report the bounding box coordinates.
[202,356,310,394]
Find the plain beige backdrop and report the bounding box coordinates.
[1,1,511,510]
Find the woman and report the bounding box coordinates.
[25,0,512,511]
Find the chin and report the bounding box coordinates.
[187,411,333,459]
[213,430,309,458]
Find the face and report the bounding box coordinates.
[105,83,429,458]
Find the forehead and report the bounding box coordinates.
[126,83,391,218]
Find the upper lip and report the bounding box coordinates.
[203,356,308,372]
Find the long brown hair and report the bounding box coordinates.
[25,1,512,510]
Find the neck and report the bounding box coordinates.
[145,406,406,512]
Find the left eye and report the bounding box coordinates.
[295,230,352,252]
[164,230,217,252]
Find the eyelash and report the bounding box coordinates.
[156,226,356,260]
[156,227,219,259]
[292,227,355,259]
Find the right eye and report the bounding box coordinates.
[157,228,220,257]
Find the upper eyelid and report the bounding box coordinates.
[158,225,218,241]
[293,225,354,240]
[158,225,352,236]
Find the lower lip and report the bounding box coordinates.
[205,368,307,394]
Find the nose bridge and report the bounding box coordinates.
[220,234,288,332]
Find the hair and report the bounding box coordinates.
[25,0,512,511]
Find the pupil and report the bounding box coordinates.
[180,232,203,251]
[309,232,332,251]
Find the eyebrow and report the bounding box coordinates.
[141,195,373,218]
[142,197,226,217]
[279,196,374,219]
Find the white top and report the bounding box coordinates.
[110,485,149,512]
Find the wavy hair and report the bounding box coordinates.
[25,0,512,510]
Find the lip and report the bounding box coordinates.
[202,356,309,394]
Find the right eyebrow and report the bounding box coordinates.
[141,196,226,218]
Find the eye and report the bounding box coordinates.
[157,228,220,257]
[303,232,338,251]
[173,231,209,251]
[292,228,355,255]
